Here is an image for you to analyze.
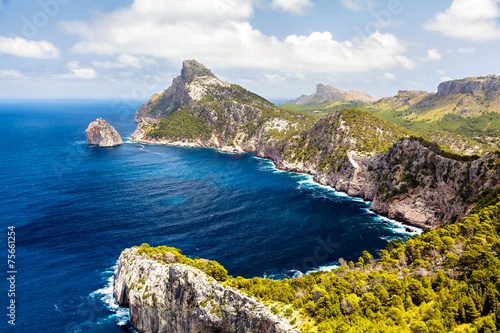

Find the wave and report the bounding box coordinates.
[362,208,422,236]
[90,268,137,331]
[304,262,340,275]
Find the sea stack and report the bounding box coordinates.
[86,118,123,147]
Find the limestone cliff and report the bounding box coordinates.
[86,118,123,147]
[113,247,295,333]
[134,60,218,123]
[437,75,500,97]
[132,61,500,229]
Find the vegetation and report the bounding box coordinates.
[134,243,228,282]
[405,136,480,162]
[137,202,500,332]
[226,203,500,332]
[283,109,410,172]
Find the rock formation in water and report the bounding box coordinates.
[131,61,500,229]
[113,247,295,333]
[86,118,123,147]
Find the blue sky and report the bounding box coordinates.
[0,0,499,102]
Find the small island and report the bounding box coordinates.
[86,118,123,147]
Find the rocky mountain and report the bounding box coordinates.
[86,118,122,147]
[114,246,295,333]
[132,62,500,229]
[361,75,500,151]
[289,83,378,105]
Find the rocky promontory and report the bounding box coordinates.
[113,246,295,333]
[86,118,123,147]
[131,61,500,229]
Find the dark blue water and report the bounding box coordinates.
[0,100,419,332]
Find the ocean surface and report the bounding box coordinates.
[0,100,420,332]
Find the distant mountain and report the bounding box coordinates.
[289,83,378,105]
[361,75,500,151]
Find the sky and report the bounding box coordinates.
[0,0,499,103]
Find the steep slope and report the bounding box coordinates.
[132,62,500,228]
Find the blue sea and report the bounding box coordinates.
[0,100,420,332]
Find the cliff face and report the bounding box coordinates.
[134,60,218,123]
[290,83,378,105]
[86,118,123,147]
[437,75,500,96]
[113,248,295,333]
[132,61,500,229]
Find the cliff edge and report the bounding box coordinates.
[114,246,295,333]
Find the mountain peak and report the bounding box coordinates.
[290,83,377,105]
[180,59,217,83]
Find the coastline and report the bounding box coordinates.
[131,134,425,233]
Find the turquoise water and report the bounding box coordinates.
[0,100,419,332]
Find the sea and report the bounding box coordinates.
[0,100,420,332]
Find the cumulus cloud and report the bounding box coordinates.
[423,0,500,41]
[0,36,59,58]
[383,72,396,80]
[93,54,157,69]
[271,0,313,15]
[58,61,97,80]
[63,0,414,74]
[341,0,373,11]
[425,49,442,61]
[0,69,24,79]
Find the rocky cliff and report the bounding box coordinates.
[86,118,123,147]
[290,83,378,105]
[113,247,295,333]
[437,75,500,97]
[132,61,500,229]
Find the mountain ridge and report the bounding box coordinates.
[289,83,378,105]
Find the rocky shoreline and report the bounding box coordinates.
[132,124,500,230]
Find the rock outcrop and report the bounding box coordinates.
[113,247,295,333]
[86,118,123,147]
[437,75,500,96]
[134,60,219,123]
[290,83,378,105]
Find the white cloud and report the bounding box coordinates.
[423,0,500,41]
[341,0,373,11]
[271,0,313,15]
[0,69,24,79]
[58,61,97,80]
[458,47,476,54]
[426,49,442,61]
[441,76,453,82]
[383,72,396,80]
[0,36,60,59]
[63,0,414,74]
[93,54,157,69]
